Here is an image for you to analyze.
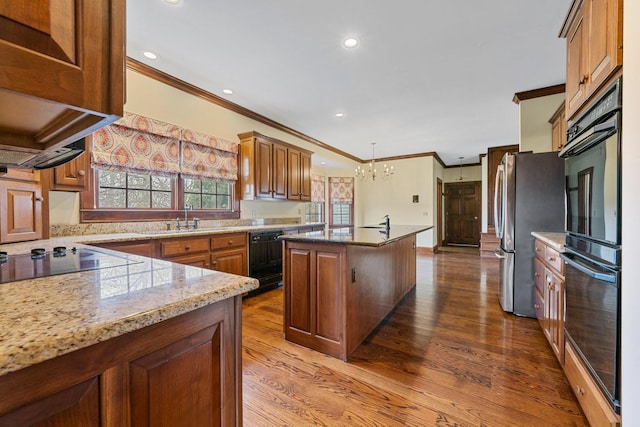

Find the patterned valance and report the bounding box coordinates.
[91,112,239,182]
[311,174,325,203]
[92,115,181,177]
[329,177,354,204]
[181,129,238,182]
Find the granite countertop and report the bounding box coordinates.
[531,232,566,252]
[280,225,432,247]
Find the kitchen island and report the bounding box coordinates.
[0,242,258,426]
[280,225,431,360]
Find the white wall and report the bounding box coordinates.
[621,2,640,423]
[519,93,564,153]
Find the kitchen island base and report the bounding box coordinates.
[283,232,418,360]
[0,296,243,426]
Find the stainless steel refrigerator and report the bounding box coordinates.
[494,151,565,317]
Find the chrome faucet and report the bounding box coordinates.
[379,214,390,231]
[175,205,200,230]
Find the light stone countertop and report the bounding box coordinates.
[0,228,276,376]
[280,225,433,247]
[531,232,566,252]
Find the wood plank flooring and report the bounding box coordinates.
[241,250,587,426]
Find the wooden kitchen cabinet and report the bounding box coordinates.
[549,101,567,152]
[0,0,125,154]
[0,297,243,426]
[47,151,90,191]
[238,131,312,201]
[211,232,247,276]
[160,236,212,268]
[91,239,155,258]
[561,0,623,119]
[0,170,43,243]
[534,239,565,365]
[287,148,312,201]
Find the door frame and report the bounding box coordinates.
[437,178,443,248]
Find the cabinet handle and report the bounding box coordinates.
[535,247,541,252]
[548,256,556,262]
[35,196,44,202]
[534,272,540,277]
[78,170,85,177]
[547,283,555,291]
[576,385,585,396]
[228,240,233,245]
[185,245,191,251]
[579,75,589,85]
[534,303,540,309]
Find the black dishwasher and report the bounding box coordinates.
[247,230,283,295]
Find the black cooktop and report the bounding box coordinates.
[0,247,142,284]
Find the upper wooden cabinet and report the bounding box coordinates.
[549,101,567,152]
[0,0,125,154]
[287,148,312,201]
[238,131,312,201]
[561,0,623,119]
[0,169,42,243]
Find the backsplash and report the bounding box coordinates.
[49,217,302,237]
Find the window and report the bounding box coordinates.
[97,169,173,209]
[305,202,324,223]
[184,178,231,209]
[331,203,352,227]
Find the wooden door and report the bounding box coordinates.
[437,178,443,247]
[256,139,273,198]
[586,0,622,99]
[487,145,518,227]
[272,143,288,199]
[300,151,312,201]
[445,181,481,246]
[287,148,301,200]
[212,248,247,276]
[52,152,89,191]
[0,180,43,242]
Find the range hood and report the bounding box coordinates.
[0,138,85,170]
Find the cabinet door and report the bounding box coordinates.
[0,0,124,151]
[272,143,288,199]
[92,240,155,258]
[0,378,100,426]
[287,149,302,200]
[546,269,565,364]
[565,4,587,118]
[129,324,225,426]
[300,151,312,201]
[0,180,43,242]
[52,152,89,191]
[211,248,247,276]
[255,139,273,198]
[587,0,622,97]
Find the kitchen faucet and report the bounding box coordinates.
[175,205,200,230]
[379,214,390,231]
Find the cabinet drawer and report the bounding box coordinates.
[160,237,210,257]
[544,246,564,274]
[211,233,246,250]
[564,342,620,427]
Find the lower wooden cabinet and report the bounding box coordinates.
[0,298,243,426]
[564,342,621,427]
[534,239,565,364]
[211,232,247,276]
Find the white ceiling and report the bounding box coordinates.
[127,0,571,166]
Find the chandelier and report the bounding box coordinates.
[355,143,394,181]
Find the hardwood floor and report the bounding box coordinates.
[241,251,587,426]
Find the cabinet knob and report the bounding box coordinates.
[535,272,540,277]
[185,245,191,251]
[35,196,44,202]
[535,247,541,252]
[576,385,585,396]
[534,304,540,309]
[547,283,555,291]
[228,240,233,245]
[579,75,589,85]
[78,170,85,177]
[548,256,556,262]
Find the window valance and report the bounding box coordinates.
[91,112,239,181]
[311,174,326,203]
[329,177,354,204]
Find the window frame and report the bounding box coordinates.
[329,202,353,228]
[80,147,240,222]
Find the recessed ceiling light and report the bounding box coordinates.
[343,37,359,48]
[222,89,233,95]
[321,161,327,166]
[143,51,158,60]
[335,112,344,118]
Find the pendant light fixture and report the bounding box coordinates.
[457,156,464,181]
[355,143,394,181]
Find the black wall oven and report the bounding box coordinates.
[560,77,621,413]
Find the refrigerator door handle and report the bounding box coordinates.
[494,248,506,259]
[494,164,504,239]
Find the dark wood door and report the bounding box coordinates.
[445,181,481,246]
